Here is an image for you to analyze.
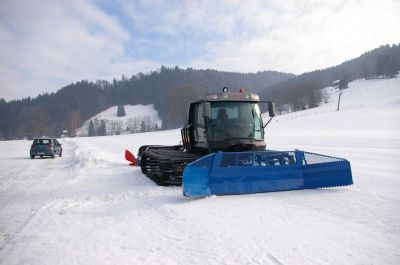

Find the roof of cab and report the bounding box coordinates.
[203,91,260,102]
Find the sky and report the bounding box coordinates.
[0,0,399,101]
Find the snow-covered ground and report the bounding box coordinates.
[1,77,399,265]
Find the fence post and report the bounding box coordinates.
[337,91,342,111]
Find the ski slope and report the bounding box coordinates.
[1,77,399,265]
[76,104,162,136]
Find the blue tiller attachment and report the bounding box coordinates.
[183,150,353,197]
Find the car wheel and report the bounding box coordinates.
[59,150,62,157]
[51,153,55,159]
[30,155,34,159]
[40,155,43,158]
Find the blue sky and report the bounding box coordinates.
[0,0,399,100]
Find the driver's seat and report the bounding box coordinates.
[216,109,229,126]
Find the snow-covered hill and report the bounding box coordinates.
[76,104,162,136]
[0,77,399,265]
[266,77,400,140]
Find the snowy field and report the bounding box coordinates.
[1,77,400,265]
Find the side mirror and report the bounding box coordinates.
[261,101,276,128]
[268,102,276,117]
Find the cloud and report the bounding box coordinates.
[0,0,159,100]
[123,0,400,73]
[195,0,400,73]
[1,0,399,100]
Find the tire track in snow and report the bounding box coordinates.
[0,140,78,259]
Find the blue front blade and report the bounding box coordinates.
[183,150,353,197]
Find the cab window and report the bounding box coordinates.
[209,102,264,141]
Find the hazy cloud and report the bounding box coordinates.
[0,0,158,100]
[125,0,400,73]
[1,0,399,100]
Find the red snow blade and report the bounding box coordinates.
[125,149,137,166]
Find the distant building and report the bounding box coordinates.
[61,130,69,138]
[332,80,340,88]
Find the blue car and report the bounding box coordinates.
[30,138,62,159]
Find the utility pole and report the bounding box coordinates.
[337,91,342,111]
[324,88,328,103]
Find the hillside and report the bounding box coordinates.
[1,44,399,140]
[76,104,162,137]
[260,44,400,109]
[1,77,399,264]
[0,67,293,140]
[266,76,400,140]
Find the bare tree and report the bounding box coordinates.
[134,117,141,133]
[142,115,151,132]
[20,106,50,138]
[168,84,203,126]
[114,120,124,135]
[66,111,80,137]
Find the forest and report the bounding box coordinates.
[0,69,292,139]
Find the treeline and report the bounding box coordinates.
[86,115,160,137]
[261,44,400,112]
[0,68,292,140]
[1,44,399,140]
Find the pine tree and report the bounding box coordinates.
[97,120,106,136]
[375,55,390,77]
[117,104,126,117]
[388,56,399,77]
[88,120,95,136]
[339,78,348,90]
[141,121,146,132]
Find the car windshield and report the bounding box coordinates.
[33,139,51,145]
[209,102,264,141]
